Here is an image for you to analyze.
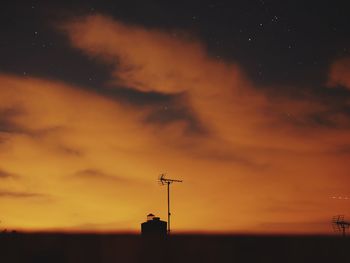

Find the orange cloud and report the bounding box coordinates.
[1,15,350,234]
[328,57,350,89]
[62,15,350,151]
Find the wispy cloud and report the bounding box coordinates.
[0,190,45,198]
[0,169,16,179]
[75,169,130,184]
[0,107,25,134]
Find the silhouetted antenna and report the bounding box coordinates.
[158,173,183,234]
[332,215,350,237]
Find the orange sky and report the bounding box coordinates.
[1,14,350,234]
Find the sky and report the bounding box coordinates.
[1,0,350,234]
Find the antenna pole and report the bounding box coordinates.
[158,174,182,235]
[167,181,170,234]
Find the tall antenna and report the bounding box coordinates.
[332,215,350,237]
[158,173,183,234]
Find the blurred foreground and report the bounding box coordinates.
[1,233,350,262]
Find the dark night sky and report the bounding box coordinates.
[2,0,350,90]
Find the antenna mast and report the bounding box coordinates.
[158,173,183,234]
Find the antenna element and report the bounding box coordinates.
[332,215,350,237]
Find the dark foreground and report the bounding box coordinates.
[1,234,349,263]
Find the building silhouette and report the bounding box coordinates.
[141,213,167,236]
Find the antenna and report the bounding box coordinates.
[158,173,183,234]
[332,215,350,237]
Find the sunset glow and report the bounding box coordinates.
[1,11,350,234]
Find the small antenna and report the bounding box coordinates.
[158,173,183,234]
[332,215,350,237]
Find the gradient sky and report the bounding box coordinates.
[1,0,350,234]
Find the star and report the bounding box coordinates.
[271,15,279,23]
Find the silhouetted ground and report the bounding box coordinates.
[1,233,350,262]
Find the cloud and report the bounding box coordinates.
[0,190,44,198]
[61,15,350,151]
[0,169,16,179]
[0,73,158,230]
[0,108,25,134]
[74,169,130,184]
[57,15,350,233]
[333,144,350,155]
[60,15,212,94]
[328,57,350,89]
[0,14,350,233]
